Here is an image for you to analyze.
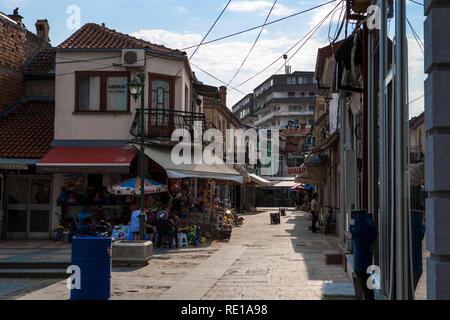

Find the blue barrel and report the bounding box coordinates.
[350,212,376,272]
[70,236,112,300]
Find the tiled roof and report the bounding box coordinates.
[58,23,185,55]
[286,137,304,152]
[315,39,345,81]
[0,98,55,159]
[25,48,55,75]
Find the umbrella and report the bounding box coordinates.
[290,184,306,191]
[110,178,167,195]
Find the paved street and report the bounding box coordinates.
[5,208,351,300]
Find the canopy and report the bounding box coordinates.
[37,146,137,174]
[135,145,243,184]
[271,180,298,189]
[248,174,273,187]
[295,164,328,186]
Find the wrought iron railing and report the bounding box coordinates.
[130,108,207,138]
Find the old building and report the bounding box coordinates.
[0,10,54,239]
[0,10,51,112]
[231,93,256,126]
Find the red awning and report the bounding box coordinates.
[37,146,136,174]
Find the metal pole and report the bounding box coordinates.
[394,0,410,300]
[378,0,388,298]
[138,72,146,241]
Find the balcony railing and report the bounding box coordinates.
[130,108,208,139]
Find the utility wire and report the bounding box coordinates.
[54,0,335,67]
[189,0,232,60]
[406,17,424,55]
[408,0,423,6]
[234,1,342,89]
[273,3,339,75]
[409,94,424,105]
[189,61,247,96]
[181,0,337,50]
[226,0,277,86]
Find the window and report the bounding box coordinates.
[150,76,174,127]
[298,77,303,84]
[301,92,305,96]
[106,77,128,111]
[76,72,130,112]
[78,76,100,111]
[289,106,302,112]
[309,92,315,97]
[309,105,314,111]
[313,78,317,84]
[287,78,292,85]
[288,92,295,97]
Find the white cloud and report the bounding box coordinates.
[132,29,202,49]
[133,28,328,107]
[228,1,295,17]
[308,1,346,29]
[175,6,188,14]
[408,37,425,118]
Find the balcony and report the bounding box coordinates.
[130,108,208,139]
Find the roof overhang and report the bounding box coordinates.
[36,146,137,174]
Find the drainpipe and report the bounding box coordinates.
[394,0,412,300]
[379,0,389,298]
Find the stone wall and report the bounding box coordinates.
[424,0,450,300]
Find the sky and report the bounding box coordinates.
[1,0,425,117]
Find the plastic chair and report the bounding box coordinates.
[178,233,188,248]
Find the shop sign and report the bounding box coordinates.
[287,167,307,175]
[63,175,88,187]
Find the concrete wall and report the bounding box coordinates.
[54,51,191,141]
[424,0,450,300]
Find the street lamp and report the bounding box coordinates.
[128,72,146,241]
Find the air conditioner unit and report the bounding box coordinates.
[122,49,145,67]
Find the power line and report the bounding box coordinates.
[189,0,232,60]
[273,3,340,75]
[189,61,247,96]
[406,17,424,55]
[409,94,424,105]
[234,1,342,89]
[181,0,337,51]
[226,0,277,86]
[408,0,423,6]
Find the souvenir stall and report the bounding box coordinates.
[165,177,239,245]
[55,174,167,241]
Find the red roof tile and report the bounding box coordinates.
[25,48,55,74]
[286,137,305,152]
[58,23,185,55]
[0,99,54,159]
[315,39,345,81]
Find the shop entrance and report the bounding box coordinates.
[6,176,52,239]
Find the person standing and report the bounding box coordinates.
[311,193,319,233]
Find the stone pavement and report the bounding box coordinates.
[13,208,351,300]
[0,241,71,262]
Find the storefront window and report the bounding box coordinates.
[8,179,28,204]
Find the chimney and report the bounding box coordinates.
[8,8,23,24]
[35,19,50,42]
[219,86,227,106]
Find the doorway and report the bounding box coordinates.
[6,176,52,239]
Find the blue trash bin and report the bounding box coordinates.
[70,236,112,301]
[349,211,376,272]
